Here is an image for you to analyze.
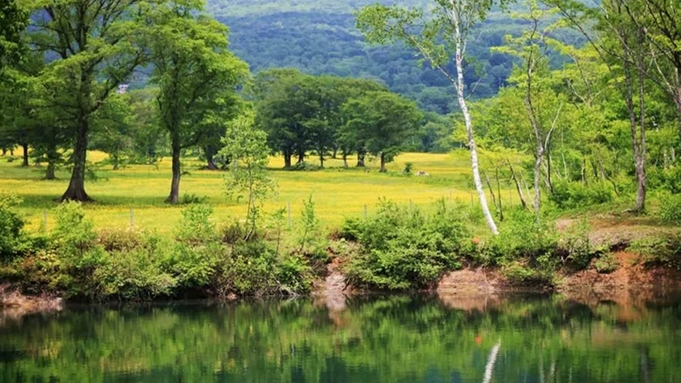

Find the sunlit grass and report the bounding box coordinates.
[0,151,524,234]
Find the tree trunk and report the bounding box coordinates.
[284,151,292,168]
[296,148,305,164]
[622,47,646,213]
[206,152,218,170]
[343,153,348,168]
[45,162,56,180]
[379,153,386,173]
[533,154,543,220]
[166,145,181,204]
[45,144,58,180]
[319,151,324,168]
[332,146,338,159]
[61,120,91,202]
[21,143,29,167]
[454,38,498,234]
[356,152,365,167]
[675,87,681,148]
[546,151,554,194]
[508,161,528,210]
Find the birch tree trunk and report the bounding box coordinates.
[452,10,499,234]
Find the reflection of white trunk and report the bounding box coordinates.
[482,341,501,383]
[451,2,499,235]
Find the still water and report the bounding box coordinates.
[1,294,680,383]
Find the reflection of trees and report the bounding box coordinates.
[1,295,680,382]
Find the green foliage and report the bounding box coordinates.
[0,192,25,260]
[341,199,468,290]
[95,228,176,300]
[559,218,596,269]
[297,195,327,260]
[480,208,558,263]
[181,193,208,205]
[658,193,681,225]
[549,181,613,210]
[631,235,681,270]
[220,113,276,240]
[593,252,618,274]
[50,202,109,299]
[403,162,414,174]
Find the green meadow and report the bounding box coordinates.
[0,151,522,234]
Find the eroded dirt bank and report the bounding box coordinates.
[0,284,63,324]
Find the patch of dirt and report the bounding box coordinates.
[312,257,352,312]
[436,268,501,295]
[0,284,63,325]
[558,251,681,302]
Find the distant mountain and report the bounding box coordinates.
[205,1,540,114]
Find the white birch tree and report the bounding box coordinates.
[356,0,509,234]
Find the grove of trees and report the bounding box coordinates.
[1,0,681,232]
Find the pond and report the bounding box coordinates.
[1,293,680,382]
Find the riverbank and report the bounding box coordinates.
[2,186,680,310]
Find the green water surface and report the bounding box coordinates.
[1,294,680,382]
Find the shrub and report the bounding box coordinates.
[403,162,414,175]
[212,239,279,297]
[296,195,328,261]
[175,204,219,245]
[659,193,681,224]
[0,192,26,261]
[181,193,208,204]
[480,208,558,263]
[649,165,681,194]
[559,219,598,269]
[96,233,176,300]
[631,235,681,269]
[51,202,111,299]
[594,252,619,273]
[341,199,468,290]
[97,227,145,252]
[549,181,613,210]
[165,205,221,289]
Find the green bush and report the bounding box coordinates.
[341,199,468,290]
[175,204,219,245]
[480,208,558,263]
[594,252,619,273]
[51,202,111,299]
[648,165,681,194]
[296,195,328,261]
[659,193,681,224]
[549,181,613,210]
[0,192,26,261]
[631,235,681,269]
[181,193,208,204]
[212,239,279,297]
[559,219,598,269]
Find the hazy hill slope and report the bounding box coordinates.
[206,0,522,114]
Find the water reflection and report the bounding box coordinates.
[1,292,680,383]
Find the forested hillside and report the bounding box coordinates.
[207,0,530,113]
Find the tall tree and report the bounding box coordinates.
[147,0,248,204]
[495,1,565,220]
[547,0,650,212]
[26,0,150,201]
[356,0,509,234]
[252,69,307,168]
[0,0,27,72]
[343,91,423,173]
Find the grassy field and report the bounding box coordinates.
[0,151,523,234]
